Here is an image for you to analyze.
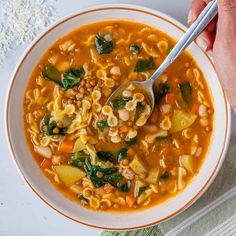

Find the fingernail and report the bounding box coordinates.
[188,10,193,24]
[196,37,208,51]
[207,50,213,57]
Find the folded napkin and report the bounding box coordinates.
[103,140,236,236]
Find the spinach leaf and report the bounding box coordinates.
[97,120,109,132]
[84,158,128,191]
[40,116,50,132]
[95,33,114,54]
[42,65,63,87]
[125,138,137,147]
[78,194,89,203]
[97,151,117,163]
[179,82,192,104]
[43,119,67,136]
[138,186,148,197]
[155,83,170,101]
[42,65,85,90]
[129,44,140,54]
[70,151,90,167]
[160,171,169,180]
[103,173,123,187]
[134,57,156,72]
[136,102,145,110]
[117,148,128,162]
[62,67,85,90]
[110,97,132,110]
[118,180,131,193]
[84,158,118,188]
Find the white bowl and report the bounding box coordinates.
[5,4,231,230]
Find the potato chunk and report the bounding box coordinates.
[146,167,159,184]
[179,155,194,173]
[129,155,147,175]
[54,165,86,186]
[171,110,197,132]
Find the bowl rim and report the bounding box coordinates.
[5,3,232,230]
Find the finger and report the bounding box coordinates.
[196,30,214,51]
[188,0,206,25]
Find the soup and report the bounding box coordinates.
[23,20,213,212]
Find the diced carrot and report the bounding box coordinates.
[40,159,52,169]
[191,103,199,114]
[104,183,114,193]
[150,107,158,123]
[126,194,136,208]
[119,126,129,134]
[165,93,176,105]
[160,147,171,157]
[59,139,74,153]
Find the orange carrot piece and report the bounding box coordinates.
[150,107,158,123]
[165,93,176,105]
[119,126,129,134]
[191,103,199,114]
[104,183,114,193]
[59,139,74,153]
[126,195,136,208]
[40,159,52,169]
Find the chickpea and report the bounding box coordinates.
[53,127,60,134]
[118,109,130,121]
[110,66,121,76]
[198,104,208,117]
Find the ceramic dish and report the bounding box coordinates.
[5,4,231,230]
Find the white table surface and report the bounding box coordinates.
[0,1,235,235]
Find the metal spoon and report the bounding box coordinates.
[106,0,218,112]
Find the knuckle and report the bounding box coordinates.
[218,0,236,12]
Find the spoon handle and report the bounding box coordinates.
[149,0,218,82]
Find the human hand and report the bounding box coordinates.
[188,0,236,112]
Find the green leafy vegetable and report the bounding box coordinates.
[134,57,156,72]
[97,151,117,163]
[78,194,89,203]
[84,158,128,191]
[118,180,131,193]
[70,151,90,167]
[125,138,137,147]
[84,158,118,188]
[103,173,123,187]
[42,65,63,87]
[136,102,145,110]
[40,117,67,136]
[155,83,170,101]
[97,120,109,132]
[160,171,169,180]
[129,44,140,54]
[95,33,114,54]
[117,148,128,162]
[138,186,148,197]
[62,67,85,90]
[179,82,192,104]
[42,65,85,90]
[110,97,132,110]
